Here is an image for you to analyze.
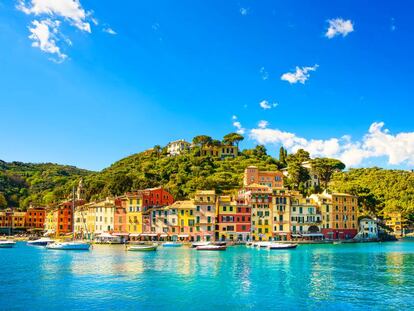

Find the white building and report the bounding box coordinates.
[92,198,116,234]
[354,218,378,240]
[167,139,191,156]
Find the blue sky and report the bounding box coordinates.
[1,0,414,171]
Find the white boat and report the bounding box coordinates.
[163,242,183,247]
[127,244,158,251]
[267,243,297,250]
[27,237,54,246]
[46,241,91,250]
[0,240,16,248]
[191,241,211,248]
[196,245,226,251]
[255,241,272,248]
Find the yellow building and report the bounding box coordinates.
[173,200,195,241]
[44,208,56,236]
[74,204,90,239]
[384,211,404,236]
[215,195,237,241]
[201,145,238,159]
[247,184,273,241]
[120,193,143,237]
[271,189,292,241]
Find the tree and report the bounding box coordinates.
[279,146,287,167]
[287,149,310,164]
[192,135,212,147]
[287,161,310,191]
[0,193,7,209]
[253,145,267,157]
[311,158,345,189]
[223,133,244,147]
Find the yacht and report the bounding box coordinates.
[27,237,54,246]
[163,242,183,247]
[191,241,211,248]
[196,245,226,251]
[0,240,16,248]
[127,244,158,251]
[46,241,91,250]
[267,243,297,250]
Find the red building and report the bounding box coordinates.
[113,198,127,234]
[321,228,358,240]
[25,206,46,230]
[55,200,85,236]
[234,195,251,241]
[141,187,174,209]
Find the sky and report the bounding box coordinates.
[0,0,414,171]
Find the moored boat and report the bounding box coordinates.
[213,241,227,246]
[196,245,226,251]
[27,237,54,246]
[191,241,211,248]
[163,242,182,247]
[255,241,272,248]
[46,241,91,250]
[0,240,16,248]
[267,243,297,250]
[127,244,158,251]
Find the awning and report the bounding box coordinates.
[178,234,189,238]
[302,233,324,237]
[129,233,141,237]
[275,232,288,236]
[291,234,302,237]
[97,232,113,238]
[160,234,168,237]
[112,232,129,236]
[140,233,158,237]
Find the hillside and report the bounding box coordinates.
[0,160,92,209]
[81,145,281,202]
[329,168,414,219]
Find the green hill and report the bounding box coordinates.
[0,160,92,209]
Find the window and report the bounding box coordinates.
[223,206,227,212]
[196,206,200,212]
[207,216,211,223]
[279,225,283,231]
[207,206,211,212]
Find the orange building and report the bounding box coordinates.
[244,166,284,188]
[25,206,46,230]
[55,200,85,236]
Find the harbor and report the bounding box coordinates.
[1,241,414,310]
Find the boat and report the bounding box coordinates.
[46,241,91,250]
[267,243,297,250]
[0,240,16,248]
[27,237,54,246]
[255,241,272,248]
[213,241,227,246]
[45,185,91,251]
[163,242,183,247]
[196,245,226,251]
[127,244,158,251]
[191,241,211,248]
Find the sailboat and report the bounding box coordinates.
[46,186,90,251]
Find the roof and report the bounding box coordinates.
[195,190,216,195]
[170,200,194,209]
[332,192,357,197]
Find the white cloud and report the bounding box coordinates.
[390,18,396,32]
[232,115,238,120]
[260,67,269,80]
[17,0,92,32]
[259,100,278,110]
[281,65,318,84]
[258,120,269,129]
[249,122,414,168]
[240,8,248,16]
[103,27,117,35]
[325,18,354,39]
[17,0,94,61]
[28,19,66,60]
[232,116,246,135]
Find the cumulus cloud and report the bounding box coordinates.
[259,100,278,110]
[249,122,414,168]
[232,116,246,135]
[17,0,91,32]
[281,65,318,84]
[240,8,248,16]
[258,120,269,129]
[28,19,66,61]
[17,0,94,61]
[103,27,117,35]
[325,18,354,39]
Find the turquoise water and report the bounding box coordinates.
[1,242,414,310]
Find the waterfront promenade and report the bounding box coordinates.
[1,241,414,310]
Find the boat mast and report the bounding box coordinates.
[72,185,75,240]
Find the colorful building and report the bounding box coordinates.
[233,192,251,241]
[290,197,323,240]
[167,139,191,156]
[248,184,273,241]
[271,189,292,241]
[384,211,404,236]
[120,193,143,238]
[244,166,284,188]
[201,145,238,159]
[194,190,216,241]
[25,206,46,231]
[174,200,195,241]
[215,195,237,241]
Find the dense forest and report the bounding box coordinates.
[1,134,413,220]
